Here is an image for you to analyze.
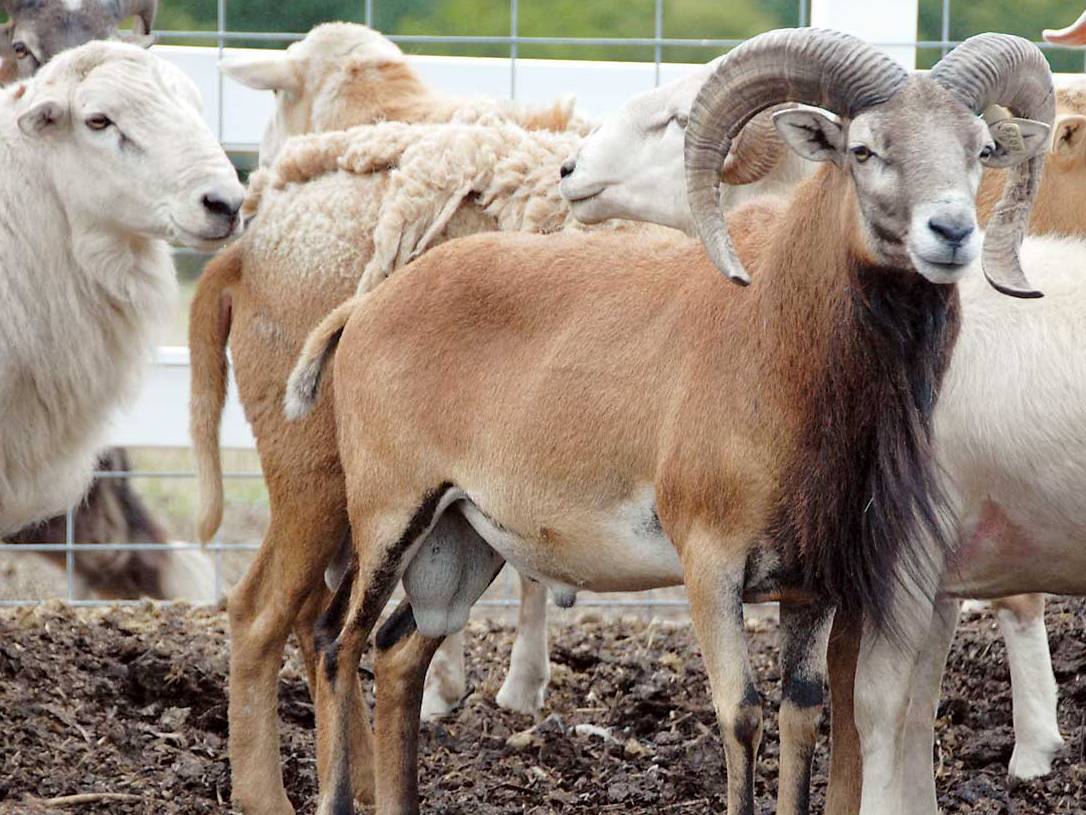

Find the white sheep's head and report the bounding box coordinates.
[560,61,716,232]
[1,0,156,83]
[220,22,405,167]
[561,58,802,233]
[16,41,244,250]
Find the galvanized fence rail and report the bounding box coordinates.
[2,0,1082,609]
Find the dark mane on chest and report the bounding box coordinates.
[771,267,960,634]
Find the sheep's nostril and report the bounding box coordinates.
[201,192,242,220]
[928,217,974,247]
[559,159,576,180]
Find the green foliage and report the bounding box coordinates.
[154,0,1086,72]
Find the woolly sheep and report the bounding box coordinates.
[219,21,585,168]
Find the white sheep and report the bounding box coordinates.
[559,55,814,232]
[0,40,244,539]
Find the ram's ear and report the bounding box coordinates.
[982,118,1051,168]
[772,107,846,166]
[220,54,298,92]
[17,96,66,135]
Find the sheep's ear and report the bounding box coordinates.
[772,107,846,166]
[17,97,66,135]
[220,54,298,92]
[1050,114,1086,166]
[982,118,1050,168]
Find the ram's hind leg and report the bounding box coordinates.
[777,601,833,815]
[683,536,761,815]
[380,509,505,813]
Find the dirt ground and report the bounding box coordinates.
[0,599,1083,815]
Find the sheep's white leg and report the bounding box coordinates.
[496,572,550,714]
[899,597,960,813]
[855,591,936,815]
[995,593,1064,780]
[421,629,466,719]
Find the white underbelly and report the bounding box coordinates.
[457,486,683,594]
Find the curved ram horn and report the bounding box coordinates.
[930,33,1055,298]
[1044,10,1086,46]
[684,28,907,285]
[719,104,792,186]
[112,0,156,35]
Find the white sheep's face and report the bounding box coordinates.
[775,78,1048,285]
[16,43,244,250]
[560,60,716,232]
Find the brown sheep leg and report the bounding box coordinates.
[373,607,444,815]
[825,613,863,815]
[228,486,360,815]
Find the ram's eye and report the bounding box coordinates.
[12,41,28,59]
[850,145,874,163]
[979,144,995,160]
[85,114,112,131]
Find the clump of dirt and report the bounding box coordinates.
[0,599,1082,814]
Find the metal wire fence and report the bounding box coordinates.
[2,0,1083,609]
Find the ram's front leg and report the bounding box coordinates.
[777,601,833,815]
[683,538,761,815]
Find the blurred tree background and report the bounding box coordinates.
[147,0,1086,72]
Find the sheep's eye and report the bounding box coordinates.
[85,114,112,131]
[850,145,874,163]
[979,144,995,160]
[12,41,28,59]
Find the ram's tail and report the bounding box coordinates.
[284,296,362,421]
[188,244,242,545]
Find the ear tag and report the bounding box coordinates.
[992,120,1026,155]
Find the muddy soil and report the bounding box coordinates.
[0,600,1083,814]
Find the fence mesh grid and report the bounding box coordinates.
[2,0,1082,608]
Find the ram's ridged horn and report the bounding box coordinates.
[930,33,1055,298]
[112,0,156,35]
[1044,10,1086,46]
[684,28,907,285]
[719,104,792,186]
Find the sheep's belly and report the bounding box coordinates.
[457,487,684,594]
